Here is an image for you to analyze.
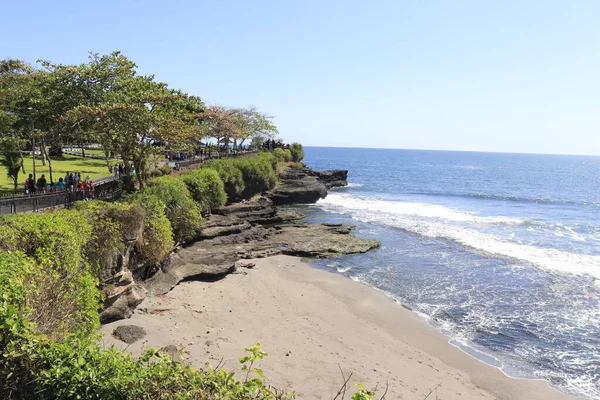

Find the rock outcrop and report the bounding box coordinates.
[143,196,380,296]
[312,170,348,189]
[100,165,370,323]
[267,167,328,205]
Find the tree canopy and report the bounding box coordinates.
[0,51,280,189]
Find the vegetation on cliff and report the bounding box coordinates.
[0,153,321,399]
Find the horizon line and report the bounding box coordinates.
[300,145,600,158]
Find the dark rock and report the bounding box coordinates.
[113,325,147,344]
[100,284,147,323]
[160,345,184,362]
[267,167,328,205]
[312,170,348,189]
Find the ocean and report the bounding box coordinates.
[297,147,600,399]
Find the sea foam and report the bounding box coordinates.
[317,193,600,281]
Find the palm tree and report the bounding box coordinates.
[0,138,24,192]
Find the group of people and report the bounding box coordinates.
[24,171,95,199]
[111,163,135,178]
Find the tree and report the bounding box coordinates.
[0,137,24,192]
[200,105,241,153]
[0,59,36,181]
[232,106,278,150]
[64,53,205,189]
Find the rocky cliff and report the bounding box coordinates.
[100,166,370,323]
[266,166,348,205]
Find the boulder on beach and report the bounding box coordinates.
[113,325,147,344]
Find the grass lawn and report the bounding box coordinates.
[0,154,112,192]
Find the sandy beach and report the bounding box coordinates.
[100,255,579,399]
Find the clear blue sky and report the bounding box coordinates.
[3,0,599,155]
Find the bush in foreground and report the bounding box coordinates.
[0,253,294,399]
[0,212,100,340]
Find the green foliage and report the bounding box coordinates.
[289,142,304,162]
[181,168,227,212]
[0,272,294,400]
[73,201,146,280]
[202,154,277,201]
[351,384,376,400]
[235,154,277,199]
[273,148,292,163]
[203,158,245,202]
[149,164,174,178]
[283,149,293,162]
[145,175,202,243]
[127,192,174,266]
[0,137,24,192]
[0,211,100,339]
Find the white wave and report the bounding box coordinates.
[346,182,363,188]
[317,194,600,281]
[319,193,526,225]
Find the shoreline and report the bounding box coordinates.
[99,255,580,399]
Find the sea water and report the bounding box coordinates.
[298,147,600,399]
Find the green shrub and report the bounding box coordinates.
[290,142,304,162]
[74,201,146,281]
[0,211,101,339]
[203,158,245,202]
[128,192,174,266]
[0,253,295,399]
[144,175,202,243]
[283,149,293,162]
[235,155,277,198]
[181,168,227,212]
[273,148,291,163]
[149,165,174,178]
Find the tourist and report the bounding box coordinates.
[86,178,95,200]
[37,174,47,193]
[57,177,65,190]
[67,173,74,191]
[25,174,35,194]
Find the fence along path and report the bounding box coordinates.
[0,150,259,215]
[0,177,121,216]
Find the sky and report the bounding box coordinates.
[2,0,599,155]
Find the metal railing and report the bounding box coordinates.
[0,178,122,216]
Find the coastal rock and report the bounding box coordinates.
[100,283,148,323]
[267,167,328,205]
[159,345,184,362]
[143,251,238,296]
[272,223,379,257]
[143,218,379,295]
[113,325,147,344]
[312,170,348,189]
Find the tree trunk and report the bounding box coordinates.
[134,159,144,190]
[40,137,47,166]
[41,145,54,185]
[80,142,85,157]
[104,149,111,172]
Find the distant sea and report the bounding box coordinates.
[297,147,600,399]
